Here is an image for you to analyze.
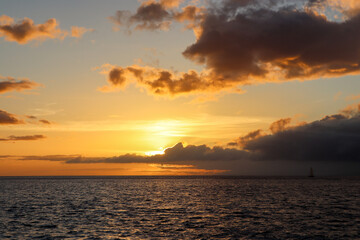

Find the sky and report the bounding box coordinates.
[1,0,360,176]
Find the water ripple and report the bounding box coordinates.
[0,176,359,239]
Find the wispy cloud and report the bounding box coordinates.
[38,119,52,125]
[0,135,46,142]
[20,114,53,125]
[0,109,53,126]
[0,75,40,94]
[70,26,94,38]
[346,94,360,101]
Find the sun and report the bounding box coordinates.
[144,149,165,156]
[140,119,191,155]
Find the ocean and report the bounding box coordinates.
[0,176,359,239]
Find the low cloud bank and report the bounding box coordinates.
[3,104,360,175]
[0,135,45,141]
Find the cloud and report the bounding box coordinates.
[0,75,40,94]
[98,64,228,96]
[39,119,51,125]
[107,67,127,87]
[0,109,23,125]
[0,135,46,142]
[3,104,360,175]
[16,103,360,164]
[104,0,360,96]
[10,104,358,166]
[109,3,172,31]
[346,94,360,101]
[174,5,204,30]
[0,110,52,126]
[26,115,37,119]
[70,26,94,38]
[16,155,81,161]
[109,0,203,32]
[0,15,92,44]
[182,1,360,83]
[228,129,264,147]
[269,118,292,134]
[340,102,360,116]
[24,115,53,125]
[9,142,249,165]
[159,0,183,8]
[238,104,360,162]
[315,0,360,17]
[0,15,67,44]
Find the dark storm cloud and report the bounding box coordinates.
[104,0,360,96]
[0,135,46,142]
[0,109,23,125]
[183,4,360,82]
[0,76,40,94]
[243,107,360,162]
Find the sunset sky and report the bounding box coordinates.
[1,0,360,176]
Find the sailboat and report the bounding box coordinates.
[308,167,314,178]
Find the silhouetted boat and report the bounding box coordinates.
[308,167,314,177]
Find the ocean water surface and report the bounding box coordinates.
[0,176,359,239]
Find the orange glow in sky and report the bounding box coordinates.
[1,0,360,176]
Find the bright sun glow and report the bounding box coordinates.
[145,149,165,156]
[142,120,191,155]
[145,120,189,137]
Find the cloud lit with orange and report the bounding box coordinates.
[0,75,40,94]
[0,15,66,44]
[1,0,360,176]
[0,109,24,125]
[0,15,92,44]
[100,0,360,97]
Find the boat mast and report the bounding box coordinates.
[309,167,314,177]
